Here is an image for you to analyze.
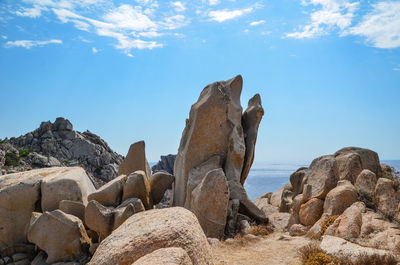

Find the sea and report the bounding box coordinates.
[244,160,400,201]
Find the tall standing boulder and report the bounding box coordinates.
[118,141,151,178]
[240,94,264,185]
[172,75,266,234]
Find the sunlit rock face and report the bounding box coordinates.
[172,75,266,237]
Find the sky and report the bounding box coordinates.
[0,0,399,163]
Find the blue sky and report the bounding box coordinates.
[0,0,399,163]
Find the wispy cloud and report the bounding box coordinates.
[170,1,186,12]
[250,20,265,26]
[343,1,400,49]
[1,35,7,39]
[92,47,100,53]
[16,5,46,18]
[286,0,359,39]
[209,7,254,23]
[5,39,62,49]
[208,0,221,5]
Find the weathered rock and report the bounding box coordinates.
[287,194,303,228]
[41,167,95,212]
[334,147,382,178]
[303,156,339,200]
[380,163,393,178]
[289,224,309,236]
[85,198,145,239]
[133,247,193,265]
[149,172,175,205]
[323,180,358,215]
[27,210,90,263]
[5,118,123,185]
[185,155,223,209]
[191,168,230,238]
[306,213,330,238]
[279,188,293,213]
[85,200,114,239]
[152,154,176,175]
[89,207,213,265]
[334,202,365,239]
[228,180,268,222]
[0,170,41,248]
[334,152,362,183]
[299,198,324,226]
[374,178,399,218]
[122,171,152,209]
[172,75,244,207]
[355,169,377,197]
[118,141,151,178]
[87,174,127,207]
[320,235,390,259]
[241,94,264,185]
[270,187,284,207]
[59,200,85,221]
[289,167,308,198]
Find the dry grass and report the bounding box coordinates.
[298,243,398,265]
[247,224,274,237]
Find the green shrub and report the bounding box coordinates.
[357,189,375,209]
[5,152,19,167]
[19,149,31,158]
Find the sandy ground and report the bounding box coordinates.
[212,232,311,265]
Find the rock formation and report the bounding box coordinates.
[0,117,123,186]
[89,207,213,265]
[152,154,176,174]
[255,146,400,254]
[172,75,267,238]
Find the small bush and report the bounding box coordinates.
[247,224,274,237]
[320,215,339,235]
[18,149,31,158]
[351,253,397,265]
[357,189,375,209]
[299,243,399,265]
[383,174,394,180]
[5,152,19,167]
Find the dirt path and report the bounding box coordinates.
[212,232,311,265]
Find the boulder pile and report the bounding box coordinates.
[0,140,176,264]
[172,75,267,238]
[0,117,123,187]
[255,146,400,253]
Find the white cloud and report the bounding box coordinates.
[344,1,400,49]
[103,4,157,31]
[139,31,163,38]
[5,39,62,49]
[209,7,253,23]
[393,67,400,71]
[286,0,359,39]
[209,0,220,5]
[1,35,7,39]
[160,15,188,30]
[250,20,265,26]
[170,1,186,12]
[92,47,99,53]
[16,5,46,18]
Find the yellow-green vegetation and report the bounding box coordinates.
[299,243,398,265]
[5,152,19,167]
[247,224,274,237]
[305,252,341,265]
[18,149,31,158]
[320,215,339,235]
